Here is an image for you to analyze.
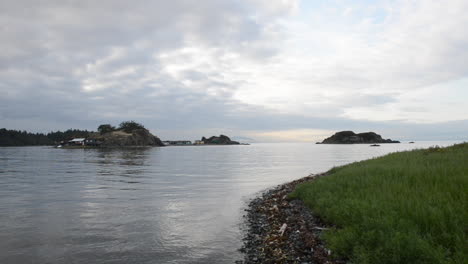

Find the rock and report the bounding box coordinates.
[201,134,240,145]
[321,131,399,144]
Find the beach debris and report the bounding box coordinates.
[279,223,287,236]
[313,227,329,230]
[240,172,346,264]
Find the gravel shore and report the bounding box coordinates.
[239,173,347,264]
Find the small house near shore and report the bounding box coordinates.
[59,138,102,147]
[69,138,86,146]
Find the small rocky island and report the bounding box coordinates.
[90,121,164,147]
[60,121,164,147]
[201,135,240,145]
[320,131,400,144]
[90,130,164,147]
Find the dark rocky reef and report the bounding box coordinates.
[321,131,399,144]
[90,128,164,147]
[201,135,239,145]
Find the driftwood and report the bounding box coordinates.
[278,223,287,236]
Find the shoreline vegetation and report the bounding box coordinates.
[241,143,467,264]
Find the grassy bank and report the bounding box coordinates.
[290,143,467,264]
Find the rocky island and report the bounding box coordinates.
[319,131,400,144]
[90,129,164,147]
[201,135,240,145]
[59,121,164,147]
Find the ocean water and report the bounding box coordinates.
[0,141,459,263]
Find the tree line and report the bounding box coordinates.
[0,128,92,146]
[97,121,145,134]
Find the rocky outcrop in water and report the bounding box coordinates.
[201,135,239,145]
[320,131,399,144]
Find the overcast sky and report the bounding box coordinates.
[1,0,467,142]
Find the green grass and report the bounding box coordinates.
[290,143,468,264]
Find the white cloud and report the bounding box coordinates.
[0,0,467,141]
[230,0,468,124]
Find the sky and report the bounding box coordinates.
[1,0,467,142]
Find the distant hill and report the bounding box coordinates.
[320,131,400,144]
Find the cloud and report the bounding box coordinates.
[233,0,468,122]
[0,0,467,141]
[0,0,288,121]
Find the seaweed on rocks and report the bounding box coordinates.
[239,174,347,264]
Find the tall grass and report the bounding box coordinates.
[290,143,468,264]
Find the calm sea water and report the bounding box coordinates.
[0,141,459,264]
